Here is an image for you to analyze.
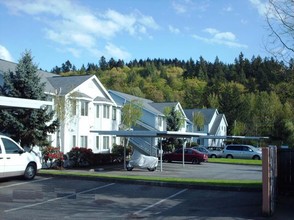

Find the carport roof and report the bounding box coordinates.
[90,130,269,140]
[0,95,52,109]
[90,130,208,138]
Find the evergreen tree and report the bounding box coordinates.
[0,51,59,147]
[165,106,184,131]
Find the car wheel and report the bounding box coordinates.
[211,154,217,158]
[192,158,200,164]
[147,167,156,172]
[226,155,233,159]
[24,163,37,180]
[253,155,260,160]
[126,166,133,171]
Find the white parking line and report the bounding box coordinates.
[4,183,115,213]
[133,188,188,215]
[0,177,52,189]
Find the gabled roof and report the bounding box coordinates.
[94,96,113,103]
[209,113,224,135]
[0,59,116,105]
[149,102,178,113]
[184,108,217,124]
[150,102,188,120]
[0,59,58,92]
[47,75,93,95]
[108,90,164,116]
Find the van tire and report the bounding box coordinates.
[226,155,233,159]
[24,163,37,180]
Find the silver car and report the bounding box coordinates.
[222,144,262,160]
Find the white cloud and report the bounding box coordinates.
[193,28,247,48]
[204,28,219,35]
[0,45,13,61]
[223,6,233,12]
[172,0,208,14]
[172,1,188,14]
[168,25,180,34]
[2,0,159,59]
[249,0,269,17]
[105,43,131,60]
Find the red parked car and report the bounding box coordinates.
[163,148,208,164]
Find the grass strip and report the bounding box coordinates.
[39,169,261,188]
[208,158,262,165]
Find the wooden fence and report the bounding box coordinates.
[277,148,294,195]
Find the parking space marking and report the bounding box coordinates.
[4,182,115,213]
[133,188,188,215]
[0,177,52,189]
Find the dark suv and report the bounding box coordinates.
[222,144,262,160]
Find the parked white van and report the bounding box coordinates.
[0,134,42,180]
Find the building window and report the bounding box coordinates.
[112,107,116,120]
[103,105,110,118]
[72,135,76,147]
[158,116,162,127]
[96,136,100,149]
[71,100,77,115]
[96,105,100,118]
[81,101,88,116]
[103,136,109,150]
[80,136,88,148]
[47,135,52,145]
[112,136,116,146]
[197,125,204,131]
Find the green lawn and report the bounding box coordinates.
[208,158,262,166]
[39,157,262,189]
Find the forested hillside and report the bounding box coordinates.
[51,52,294,147]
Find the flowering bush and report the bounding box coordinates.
[42,146,64,168]
[67,147,94,167]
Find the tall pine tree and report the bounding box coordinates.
[0,51,59,147]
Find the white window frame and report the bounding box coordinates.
[96,136,100,149]
[103,136,109,150]
[72,135,76,148]
[81,101,88,116]
[112,107,116,120]
[103,105,110,119]
[80,135,88,148]
[96,105,100,118]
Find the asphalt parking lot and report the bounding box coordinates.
[0,162,293,219]
[1,176,264,220]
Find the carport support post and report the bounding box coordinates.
[182,139,187,167]
[123,138,126,170]
[160,137,163,172]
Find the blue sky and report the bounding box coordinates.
[0,0,270,71]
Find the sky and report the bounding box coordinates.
[0,0,271,71]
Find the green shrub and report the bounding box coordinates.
[111,144,131,156]
[67,147,94,167]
